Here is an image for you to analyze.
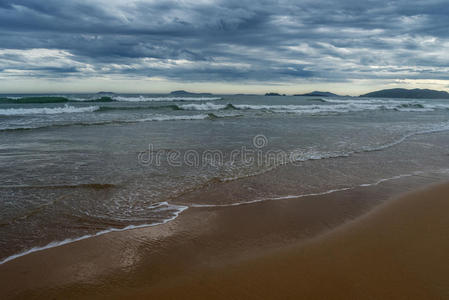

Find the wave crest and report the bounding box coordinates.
[0,105,100,116]
[113,96,222,102]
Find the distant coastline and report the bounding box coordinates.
[2,88,449,100]
[170,90,213,96]
[294,91,340,97]
[174,88,449,99]
[360,88,449,99]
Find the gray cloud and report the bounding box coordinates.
[0,0,449,85]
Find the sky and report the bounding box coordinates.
[0,0,449,95]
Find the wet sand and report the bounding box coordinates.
[0,174,448,299]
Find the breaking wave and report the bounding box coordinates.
[0,96,114,104]
[0,113,240,131]
[113,96,222,102]
[233,101,449,114]
[0,105,100,116]
[178,103,237,110]
[0,95,222,104]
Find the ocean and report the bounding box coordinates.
[1,93,449,263]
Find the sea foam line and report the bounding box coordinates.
[0,202,188,265]
[189,172,424,208]
[217,122,449,184]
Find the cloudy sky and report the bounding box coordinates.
[1,0,449,95]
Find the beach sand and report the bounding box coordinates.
[140,182,449,299]
[1,174,448,299]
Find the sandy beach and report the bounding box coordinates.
[1,172,448,299]
[140,182,449,299]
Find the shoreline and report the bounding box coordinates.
[0,171,448,298]
[0,170,433,266]
[0,202,188,265]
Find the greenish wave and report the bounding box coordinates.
[0,96,115,104]
[0,97,69,104]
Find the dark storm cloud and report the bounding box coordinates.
[1,0,449,83]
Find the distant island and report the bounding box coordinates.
[170,90,213,96]
[294,91,339,97]
[360,88,449,99]
[265,92,286,96]
[96,91,116,95]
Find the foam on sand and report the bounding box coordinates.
[189,172,427,208]
[0,202,188,265]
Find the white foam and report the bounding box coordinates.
[0,105,99,115]
[358,173,421,187]
[137,114,210,122]
[362,122,449,152]
[234,103,378,115]
[179,103,227,110]
[219,121,449,187]
[324,98,449,111]
[190,171,427,208]
[0,202,188,265]
[234,104,308,110]
[395,108,434,112]
[190,187,352,208]
[296,122,449,162]
[114,96,221,102]
[235,100,449,115]
[323,98,399,104]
